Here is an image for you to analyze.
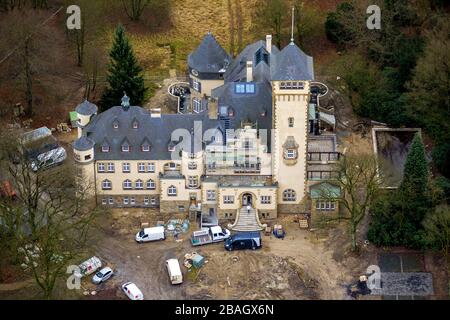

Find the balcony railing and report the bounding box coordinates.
[307,171,340,180]
[307,152,341,162]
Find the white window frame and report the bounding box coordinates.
[147,163,155,172]
[107,163,115,173]
[102,145,110,153]
[286,149,297,159]
[193,98,202,113]
[123,197,129,205]
[135,180,143,190]
[147,180,156,190]
[207,190,216,201]
[246,83,255,93]
[138,163,146,173]
[101,198,107,205]
[130,197,136,206]
[150,198,156,205]
[235,83,245,93]
[188,176,198,188]
[142,144,150,152]
[123,180,132,190]
[193,79,200,92]
[102,180,112,190]
[144,196,149,206]
[122,144,130,152]
[261,196,271,204]
[223,195,234,204]
[98,163,105,173]
[122,162,131,173]
[168,185,177,197]
[283,189,296,202]
[108,197,114,205]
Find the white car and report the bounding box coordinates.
[121,282,144,300]
[92,267,114,284]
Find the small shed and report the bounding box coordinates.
[191,253,205,269]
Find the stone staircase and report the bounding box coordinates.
[229,207,265,232]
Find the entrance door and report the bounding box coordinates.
[242,194,253,207]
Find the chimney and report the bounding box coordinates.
[266,35,272,54]
[246,61,253,82]
[150,108,161,118]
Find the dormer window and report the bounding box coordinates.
[113,120,119,129]
[168,142,176,152]
[102,145,110,153]
[132,119,139,129]
[142,144,150,152]
[235,83,255,94]
[122,144,130,152]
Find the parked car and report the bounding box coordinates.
[166,259,183,285]
[121,282,144,300]
[224,232,262,251]
[135,226,165,243]
[74,256,102,278]
[191,226,230,246]
[92,267,114,284]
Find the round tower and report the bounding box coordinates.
[75,100,98,138]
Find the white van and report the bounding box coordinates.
[135,226,165,243]
[166,259,183,285]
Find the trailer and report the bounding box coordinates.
[191,226,230,246]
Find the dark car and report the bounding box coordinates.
[224,232,261,251]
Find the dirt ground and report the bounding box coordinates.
[73,210,366,300]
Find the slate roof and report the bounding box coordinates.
[76,100,98,116]
[211,81,273,151]
[73,136,95,151]
[188,33,231,74]
[84,106,223,161]
[271,43,314,81]
[224,40,280,83]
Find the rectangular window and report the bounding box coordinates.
[101,198,107,205]
[107,163,115,173]
[193,98,202,113]
[178,206,185,212]
[108,197,114,205]
[130,197,136,206]
[188,162,197,170]
[144,196,149,206]
[122,145,130,152]
[142,145,150,152]
[245,83,255,93]
[150,198,156,205]
[286,149,297,159]
[207,190,216,201]
[188,176,198,188]
[261,196,271,204]
[123,197,129,205]
[102,146,110,153]
[288,117,294,128]
[235,83,245,93]
[122,163,130,173]
[98,163,105,173]
[223,196,234,204]
[147,163,155,173]
[138,163,146,173]
[193,79,200,92]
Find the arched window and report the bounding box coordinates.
[168,185,177,196]
[147,179,156,190]
[135,179,143,190]
[102,179,112,190]
[123,179,132,190]
[283,189,296,201]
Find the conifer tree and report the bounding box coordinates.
[100,25,147,111]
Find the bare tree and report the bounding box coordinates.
[122,0,148,21]
[320,153,383,251]
[0,130,103,299]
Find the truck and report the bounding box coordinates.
[190,226,230,246]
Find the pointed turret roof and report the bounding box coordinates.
[188,33,231,73]
[271,42,314,81]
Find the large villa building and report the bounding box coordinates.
[72,33,342,231]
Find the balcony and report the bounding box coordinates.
[307,152,341,163]
[206,162,261,175]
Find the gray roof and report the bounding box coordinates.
[73,136,95,151]
[76,100,98,116]
[271,43,314,81]
[188,33,231,74]
[224,40,280,83]
[84,106,223,161]
[211,81,273,151]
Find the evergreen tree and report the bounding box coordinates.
[100,25,147,111]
